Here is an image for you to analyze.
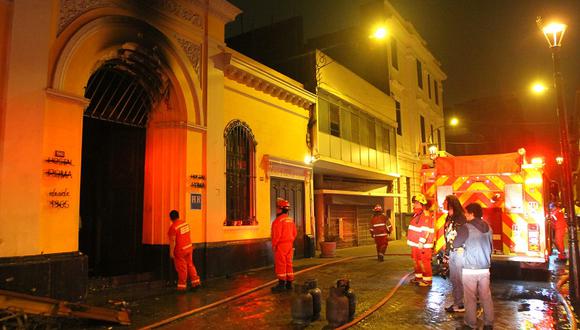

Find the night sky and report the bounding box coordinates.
[225,0,580,109]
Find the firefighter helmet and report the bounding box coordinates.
[373,204,383,212]
[412,193,427,205]
[276,198,290,209]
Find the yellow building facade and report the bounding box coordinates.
[0,0,314,300]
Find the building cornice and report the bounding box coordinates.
[211,50,316,110]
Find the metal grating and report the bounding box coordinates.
[83,46,167,128]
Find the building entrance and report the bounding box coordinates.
[79,47,166,276]
[79,118,145,276]
[270,178,306,258]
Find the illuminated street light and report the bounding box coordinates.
[531,82,548,94]
[537,16,580,305]
[428,143,438,160]
[449,117,459,127]
[370,26,388,40]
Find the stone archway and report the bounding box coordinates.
[79,43,169,276]
[51,15,200,277]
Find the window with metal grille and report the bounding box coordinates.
[224,120,256,226]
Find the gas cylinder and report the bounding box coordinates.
[337,279,356,321]
[291,284,313,326]
[304,279,321,321]
[326,286,349,328]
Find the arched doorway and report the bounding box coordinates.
[79,44,168,276]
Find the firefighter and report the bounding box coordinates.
[370,204,392,262]
[168,210,201,292]
[271,198,297,293]
[549,202,567,261]
[407,193,435,287]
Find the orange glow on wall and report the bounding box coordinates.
[142,88,189,245]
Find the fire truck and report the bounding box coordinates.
[422,149,553,267]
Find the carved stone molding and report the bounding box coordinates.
[175,35,201,78]
[149,0,203,29]
[58,0,110,34]
[58,0,204,36]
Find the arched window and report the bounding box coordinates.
[224,120,257,226]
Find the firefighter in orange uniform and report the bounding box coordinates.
[407,193,435,286]
[550,202,567,261]
[168,210,201,291]
[370,204,392,262]
[271,198,297,293]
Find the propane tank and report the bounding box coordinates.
[326,286,349,328]
[337,279,356,321]
[291,284,313,326]
[304,278,321,321]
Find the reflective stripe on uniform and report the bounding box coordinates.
[408,225,422,232]
[375,233,388,237]
[373,223,386,227]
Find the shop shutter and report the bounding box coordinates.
[356,207,375,246]
[328,205,357,248]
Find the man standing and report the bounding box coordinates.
[406,193,435,287]
[271,198,297,293]
[370,204,392,262]
[454,203,494,330]
[168,210,201,292]
[550,202,567,261]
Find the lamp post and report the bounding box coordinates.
[539,18,580,304]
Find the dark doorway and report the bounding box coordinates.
[270,178,305,258]
[79,47,166,276]
[79,118,146,276]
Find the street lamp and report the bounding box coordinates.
[538,17,580,304]
[531,82,548,95]
[426,117,459,162]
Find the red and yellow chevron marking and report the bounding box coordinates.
[434,213,447,253]
[424,167,547,259]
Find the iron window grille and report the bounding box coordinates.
[224,120,257,226]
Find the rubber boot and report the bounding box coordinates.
[285,280,293,291]
[378,255,384,262]
[271,279,286,293]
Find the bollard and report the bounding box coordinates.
[304,279,321,321]
[337,279,356,321]
[291,283,314,326]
